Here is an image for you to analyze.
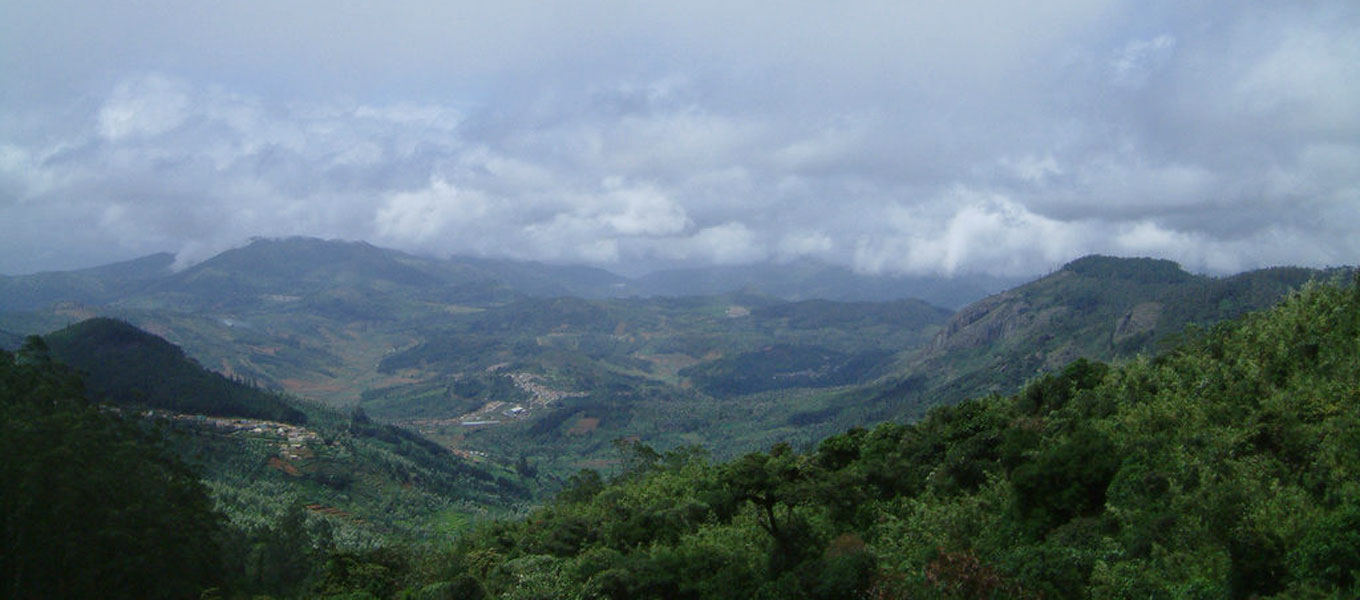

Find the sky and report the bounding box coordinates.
[1,1,1357,278]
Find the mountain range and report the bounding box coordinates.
[5,236,1356,597]
[3,237,1351,484]
[1,236,1018,311]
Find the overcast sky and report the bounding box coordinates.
[2,1,1357,277]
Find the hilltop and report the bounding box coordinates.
[44,317,306,423]
[34,318,533,544]
[3,242,1357,597]
[849,256,1355,424]
[133,271,1357,599]
[1,239,1351,482]
[415,275,1360,598]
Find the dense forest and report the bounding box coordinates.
[0,332,529,599]
[0,337,222,598]
[420,277,1360,599]
[44,317,307,423]
[3,274,1358,597]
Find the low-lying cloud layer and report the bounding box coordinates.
[2,1,1357,277]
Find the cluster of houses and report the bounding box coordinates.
[161,412,320,460]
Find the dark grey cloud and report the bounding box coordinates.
[1,1,1357,276]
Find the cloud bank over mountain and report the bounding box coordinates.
[1,1,1357,276]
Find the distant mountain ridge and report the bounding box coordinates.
[2,237,1352,484]
[625,260,1022,308]
[0,236,1015,312]
[0,252,175,311]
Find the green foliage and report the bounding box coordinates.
[1289,504,1360,589]
[1010,425,1120,535]
[416,276,1360,598]
[681,344,894,396]
[6,245,1359,598]
[0,349,223,599]
[1063,255,1194,284]
[44,317,306,422]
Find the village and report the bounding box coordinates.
[156,411,322,461]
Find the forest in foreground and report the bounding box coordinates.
[4,276,1360,598]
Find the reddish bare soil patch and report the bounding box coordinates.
[267,456,301,476]
[567,417,601,436]
[305,504,364,524]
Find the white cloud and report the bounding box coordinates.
[98,74,192,140]
[855,190,1089,277]
[656,222,767,265]
[1,3,1358,278]
[596,179,691,237]
[1233,26,1360,133]
[374,177,489,243]
[1110,34,1176,88]
[776,231,835,261]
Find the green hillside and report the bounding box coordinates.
[628,260,1020,308]
[44,317,307,423]
[417,275,1360,599]
[360,294,952,479]
[36,318,533,545]
[1,329,531,598]
[856,256,1355,424]
[6,250,1359,597]
[1,339,225,599]
[0,252,174,312]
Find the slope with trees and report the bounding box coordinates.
[409,275,1360,598]
[44,317,307,423]
[0,337,223,599]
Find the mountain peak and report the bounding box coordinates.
[1060,255,1194,284]
[45,317,306,422]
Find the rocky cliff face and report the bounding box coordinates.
[1112,302,1163,346]
[926,271,1072,355]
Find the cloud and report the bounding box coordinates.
[0,2,1357,279]
[97,75,193,140]
[776,231,836,262]
[1233,26,1360,133]
[374,177,488,244]
[595,179,691,237]
[1110,34,1176,88]
[657,222,768,265]
[854,191,1091,277]
[514,180,694,264]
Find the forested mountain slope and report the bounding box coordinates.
[425,275,1360,599]
[6,319,536,596]
[0,252,175,311]
[5,266,1358,597]
[0,339,222,599]
[854,256,1355,424]
[44,317,306,423]
[2,241,1350,493]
